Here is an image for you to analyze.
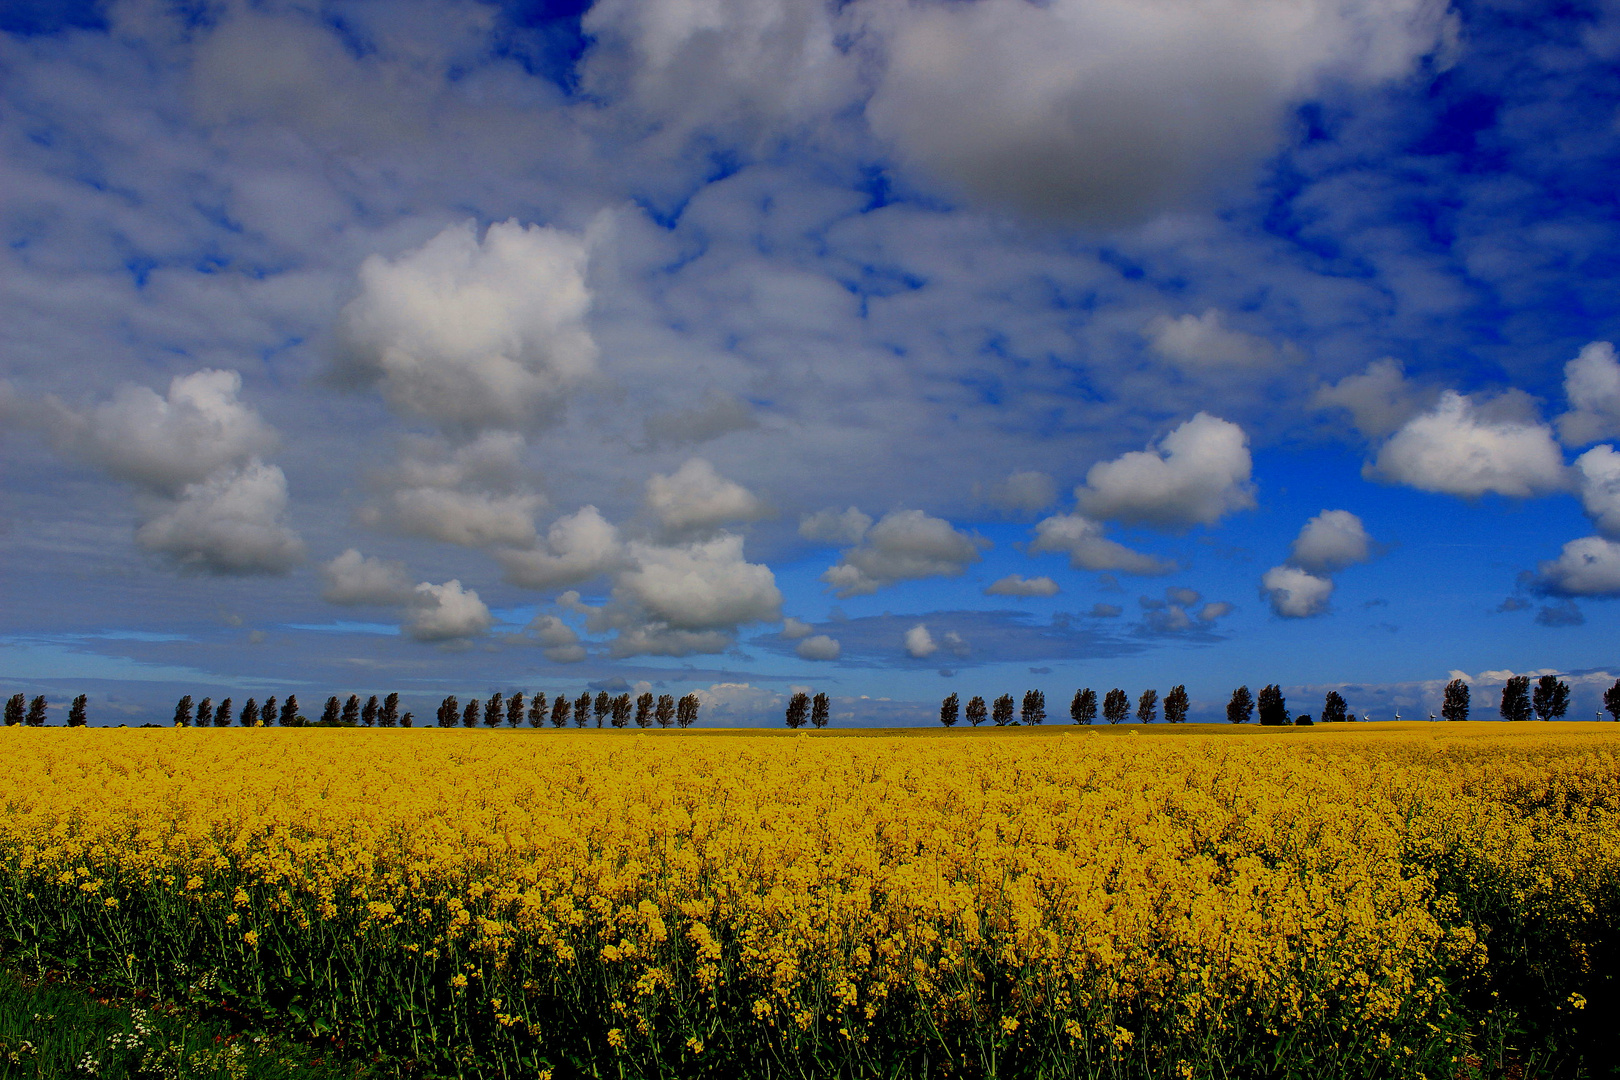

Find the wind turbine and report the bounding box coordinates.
[1429,712,1437,722]
[1394,710,1402,721]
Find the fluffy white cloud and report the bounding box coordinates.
[1575,445,1620,537]
[1028,513,1174,575]
[781,616,814,639]
[796,634,841,661]
[1368,391,1568,498]
[1075,413,1255,529]
[904,623,937,658]
[618,533,782,629]
[1289,510,1375,574]
[984,470,1057,514]
[338,219,597,431]
[865,0,1450,223]
[320,549,415,605]
[404,579,494,642]
[1261,564,1334,618]
[498,506,623,589]
[1557,341,1620,446]
[1146,310,1278,368]
[390,488,544,548]
[984,574,1060,597]
[50,369,278,494]
[645,457,769,532]
[1532,536,1620,597]
[1313,359,1433,439]
[526,614,587,663]
[135,460,305,575]
[1199,601,1234,621]
[799,506,872,545]
[821,510,985,596]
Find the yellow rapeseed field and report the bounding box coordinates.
[0,723,1615,1079]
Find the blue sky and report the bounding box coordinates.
[2,0,1619,725]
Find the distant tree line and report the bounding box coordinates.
[435,690,702,730]
[2,694,87,727]
[934,677,1620,727]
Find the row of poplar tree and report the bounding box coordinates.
[936,676,1620,727]
[434,690,703,729]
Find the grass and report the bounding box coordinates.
[0,968,388,1080]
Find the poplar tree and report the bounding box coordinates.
[321,697,342,726]
[655,694,675,728]
[485,692,504,727]
[939,693,959,727]
[1070,689,1096,725]
[341,695,360,726]
[528,692,548,727]
[173,695,193,727]
[786,692,809,729]
[1500,676,1532,722]
[677,693,700,728]
[379,693,399,727]
[462,698,479,727]
[506,692,525,727]
[965,695,988,726]
[1136,689,1158,724]
[1441,679,1470,722]
[362,695,379,727]
[811,692,829,729]
[1163,685,1188,724]
[1257,685,1288,726]
[634,692,654,728]
[437,696,459,728]
[1322,691,1348,724]
[4,695,24,726]
[26,696,47,727]
[1532,675,1569,721]
[261,696,278,728]
[279,696,300,726]
[68,694,88,727]
[1606,679,1620,721]
[611,693,632,727]
[992,694,1015,726]
[550,695,571,727]
[1226,686,1253,724]
[195,697,214,727]
[215,697,233,727]
[1021,690,1046,725]
[240,699,260,727]
[1102,689,1129,724]
[594,691,611,728]
[400,712,414,727]
[575,692,593,728]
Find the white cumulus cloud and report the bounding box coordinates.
[338,219,597,432]
[526,613,587,663]
[1075,413,1255,529]
[796,634,841,661]
[983,574,1061,597]
[799,506,872,545]
[1532,536,1620,598]
[781,616,814,639]
[1557,341,1620,446]
[1575,445,1620,537]
[135,460,305,575]
[1028,513,1173,575]
[50,369,278,494]
[404,579,494,642]
[1368,391,1568,498]
[320,549,415,605]
[1260,564,1334,618]
[1313,358,1433,440]
[821,510,985,597]
[497,506,623,589]
[1146,309,1278,368]
[1289,510,1375,574]
[645,457,769,533]
[904,623,937,659]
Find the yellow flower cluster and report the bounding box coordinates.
[0,723,1614,1079]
